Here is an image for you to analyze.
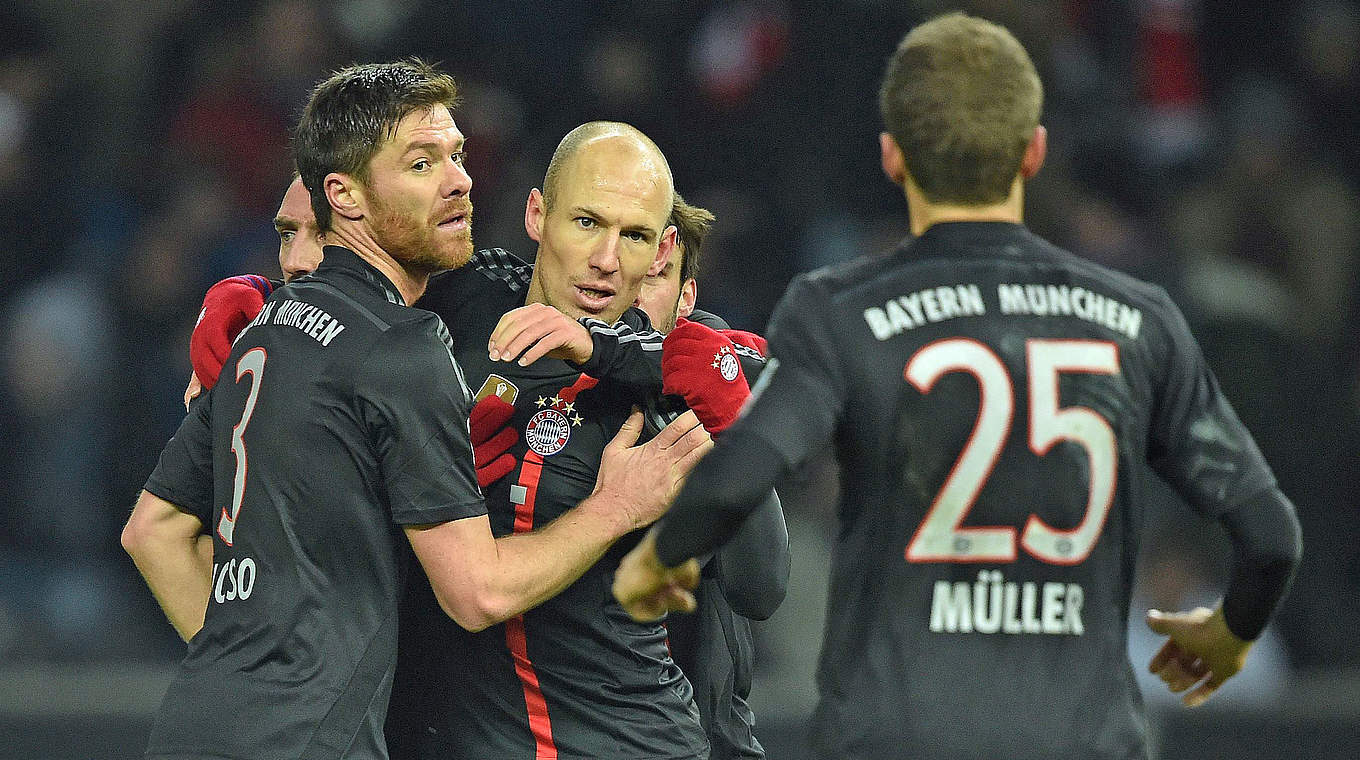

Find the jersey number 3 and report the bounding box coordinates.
[217,348,267,545]
[904,338,1118,565]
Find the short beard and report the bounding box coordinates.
[656,301,680,333]
[370,197,474,274]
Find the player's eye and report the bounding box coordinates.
[451,150,467,166]
[412,158,431,171]
[624,231,647,243]
[575,217,597,229]
[278,231,296,243]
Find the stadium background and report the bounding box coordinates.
[1,0,1358,757]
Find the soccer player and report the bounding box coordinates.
[637,194,789,760]
[121,61,710,760]
[393,122,776,759]
[614,13,1303,760]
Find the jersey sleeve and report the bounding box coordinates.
[574,306,664,393]
[358,315,487,526]
[1146,291,1278,515]
[725,274,847,470]
[143,388,215,527]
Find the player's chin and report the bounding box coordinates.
[433,234,475,271]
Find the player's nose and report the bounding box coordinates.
[588,233,622,274]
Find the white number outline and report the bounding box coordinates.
[1023,339,1119,565]
[217,348,267,545]
[904,338,1017,562]
[903,338,1120,565]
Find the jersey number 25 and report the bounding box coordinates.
[904,338,1118,566]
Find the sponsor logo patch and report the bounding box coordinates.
[475,373,520,405]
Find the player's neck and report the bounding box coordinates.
[328,224,429,305]
[906,177,1024,238]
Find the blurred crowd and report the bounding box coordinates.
[1,0,1357,693]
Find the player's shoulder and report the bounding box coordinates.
[467,247,534,291]
[686,308,731,330]
[799,244,905,296]
[422,247,531,315]
[1035,239,1187,330]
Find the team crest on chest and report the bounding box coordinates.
[526,395,584,456]
[713,345,740,382]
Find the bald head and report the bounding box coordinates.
[542,121,675,213]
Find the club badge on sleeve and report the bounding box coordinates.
[713,345,740,382]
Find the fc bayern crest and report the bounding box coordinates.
[526,394,584,456]
[526,408,571,456]
[713,345,740,382]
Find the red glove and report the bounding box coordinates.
[662,320,752,435]
[717,327,767,357]
[470,396,519,489]
[190,275,274,390]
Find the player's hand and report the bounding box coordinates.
[183,371,204,411]
[190,275,273,390]
[612,529,701,622]
[1146,606,1253,707]
[488,303,594,366]
[662,320,752,435]
[591,409,712,534]
[470,396,519,489]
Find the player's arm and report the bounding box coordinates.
[710,488,789,620]
[662,319,789,618]
[1144,291,1303,706]
[121,491,213,641]
[615,277,846,620]
[488,303,665,392]
[125,386,217,641]
[408,409,710,632]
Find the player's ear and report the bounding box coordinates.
[326,172,364,222]
[1020,125,1047,180]
[648,225,676,277]
[880,132,907,187]
[524,188,546,243]
[677,278,697,320]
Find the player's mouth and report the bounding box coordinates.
[437,205,472,231]
[437,213,468,231]
[574,284,616,313]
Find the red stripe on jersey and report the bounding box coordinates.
[513,451,545,535]
[505,615,557,758]
[506,446,556,756]
[557,374,598,404]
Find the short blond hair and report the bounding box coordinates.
[878,12,1042,204]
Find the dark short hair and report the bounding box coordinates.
[668,194,715,283]
[879,13,1042,204]
[293,59,459,231]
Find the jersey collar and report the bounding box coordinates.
[917,221,1028,246]
[316,245,407,306]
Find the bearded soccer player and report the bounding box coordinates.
[122,61,710,760]
[614,13,1302,760]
